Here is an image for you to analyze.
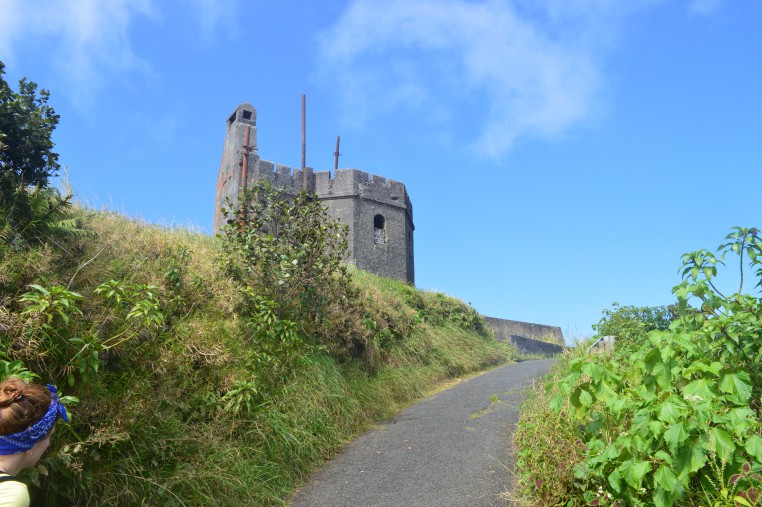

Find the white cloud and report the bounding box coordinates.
[316,0,659,157]
[0,0,239,107]
[0,0,157,106]
[182,0,241,41]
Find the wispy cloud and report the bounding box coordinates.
[316,0,657,158]
[0,0,239,107]
[689,0,723,16]
[0,0,157,106]
[182,0,242,42]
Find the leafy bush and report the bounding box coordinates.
[0,61,60,191]
[218,182,382,363]
[0,61,86,251]
[219,181,351,321]
[516,227,762,507]
[592,302,677,351]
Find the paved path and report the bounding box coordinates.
[289,359,555,507]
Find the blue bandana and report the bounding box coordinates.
[0,384,69,455]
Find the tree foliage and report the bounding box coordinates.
[219,181,365,364]
[0,61,77,250]
[0,60,60,194]
[219,182,351,320]
[593,302,677,351]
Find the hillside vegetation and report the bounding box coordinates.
[0,63,515,505]
[514,227,762,507]
[0,204,514,506]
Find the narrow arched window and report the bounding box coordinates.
[374,214,386,244]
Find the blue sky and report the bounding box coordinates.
[2,0,760,341]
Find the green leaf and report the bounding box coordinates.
[682,378,715,402]
[633,434,651,454]
[655,450,674,464]
[621,459,650,490]
[708,362,723,377]
[684,360,723,378]
[653,358,675,390]
[706,427,736,460]
[726,407,755,435]
[582,362,604,382]
[26,284,49,295]
[644,347,662,372]
[654,464,679,492]
[664,422,690,451]
[654,487,676,507]
[657,396,688,424]
[719,371,752,404]
[608,468,622,493]
[594,380,617,402]
[649,419,665,438]
[550,394,565,412]
[606,396,628,414]
[591,443,620,466]
[571,385,593,410]
[674,444,707,480]
[579,389,593,407]
[744,435,762,461]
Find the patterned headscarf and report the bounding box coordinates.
[0,385,69,455]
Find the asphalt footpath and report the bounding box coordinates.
[288,358,556,507]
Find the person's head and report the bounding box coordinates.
[0,377,68,469]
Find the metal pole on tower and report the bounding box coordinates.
[334,136,341,171]
[301,94,306,171]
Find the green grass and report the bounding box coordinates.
[1,208,514,506]
[512,347,588,506]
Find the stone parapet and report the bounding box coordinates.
[483,316,565,347]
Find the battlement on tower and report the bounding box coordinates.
[249,160,315,194]
[314,169,413,221]
[240,161,414,222]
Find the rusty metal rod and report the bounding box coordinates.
[301,94,306,170]
[241,125,250,188]
[334,136,341,171]
[237,124,252,230]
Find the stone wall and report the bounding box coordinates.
[483,316,565,355]
[483,317,565,346]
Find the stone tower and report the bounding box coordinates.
[214,103,415,284]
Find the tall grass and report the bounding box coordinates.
[1,208,514,506]
[512,347,589,506]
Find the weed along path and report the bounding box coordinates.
[289,359,555,507]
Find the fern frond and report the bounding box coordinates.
[0,185,86,247]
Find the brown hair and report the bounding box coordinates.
[0,378,53,435]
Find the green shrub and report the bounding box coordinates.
[516,227,762,507]
[592,302,677,351]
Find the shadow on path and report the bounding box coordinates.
[289,359,555,507]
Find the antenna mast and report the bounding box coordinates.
[334,136,341,171]
[301,94,306,170]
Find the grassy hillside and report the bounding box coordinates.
[0,207,514,506]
